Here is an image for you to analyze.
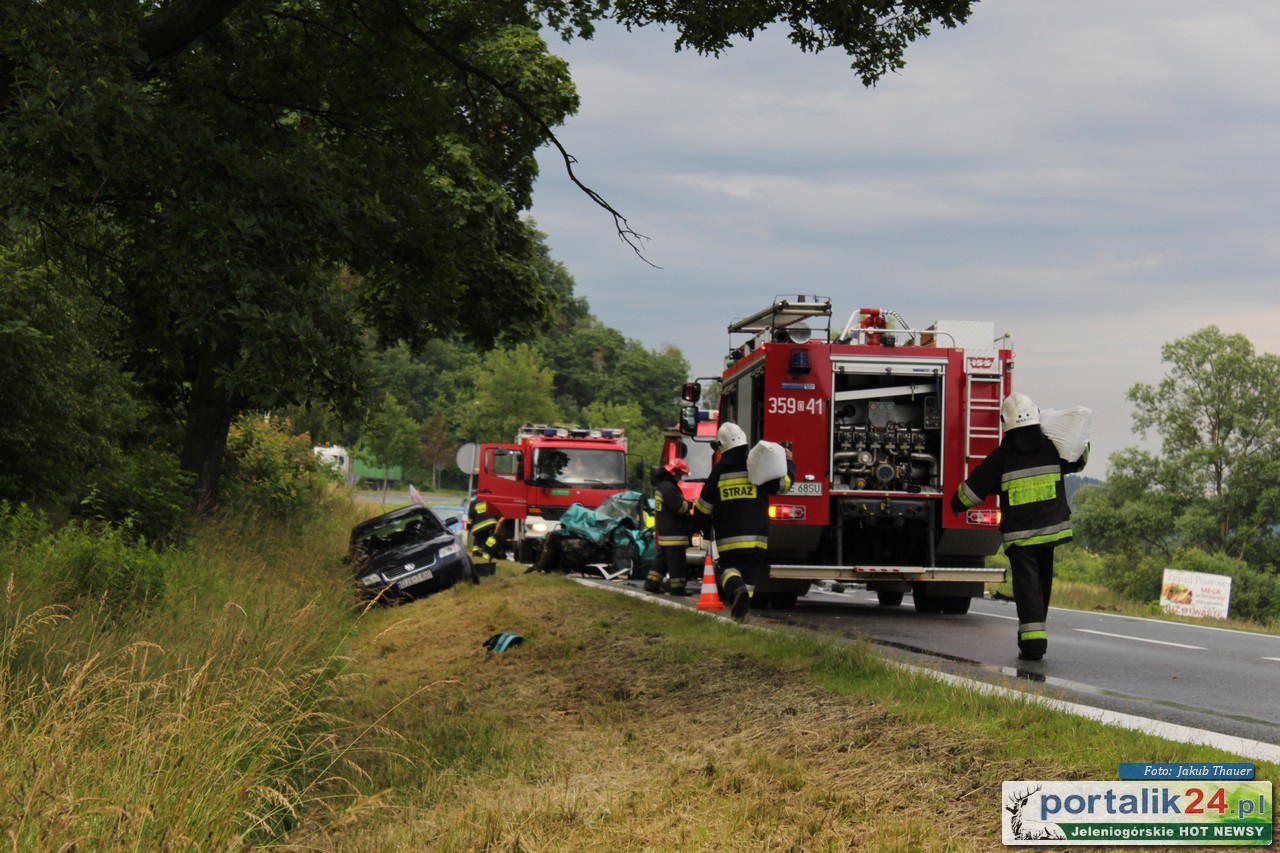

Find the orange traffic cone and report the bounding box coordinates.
[695,552,724,611]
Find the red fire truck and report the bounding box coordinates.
[476,424,632,562]
[680,295,1013,613]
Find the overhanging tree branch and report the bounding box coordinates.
[392,5,658,267]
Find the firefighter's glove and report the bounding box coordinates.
[949,493,966,516]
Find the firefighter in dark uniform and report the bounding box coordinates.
[695,422,794,619]
[644,458,694,595]
[467,499,506,564]
[951,392,1088,661]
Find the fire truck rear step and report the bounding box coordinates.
[770,564,1005,583]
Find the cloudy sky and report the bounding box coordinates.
[528,0,1280,472]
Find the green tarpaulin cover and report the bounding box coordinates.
[553,491,656,566]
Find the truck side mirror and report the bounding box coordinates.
[680,382,701,403]
[678,403,698,436]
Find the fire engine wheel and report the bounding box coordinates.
[751,591,799,611]
[912,594,944,614]
[875,590,904,607]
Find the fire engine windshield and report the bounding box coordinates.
[679,437,716,480]
[533,448,626,488]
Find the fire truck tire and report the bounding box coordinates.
[875,590,904,607]
[912,593,944,614]
[940,596,972,615]
[767,592,799,610]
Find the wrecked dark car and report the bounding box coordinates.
[529,491,656,578]
[348,504,474,601]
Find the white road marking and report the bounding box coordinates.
[974,611,1019,621]
[1264,657,1280,662]
[964,667,1280,765]
[1049,603,1280,640]
[1073,628,1205,650]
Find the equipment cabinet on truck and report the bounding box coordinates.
[682,295,1012,613]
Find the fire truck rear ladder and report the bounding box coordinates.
[965,373,1003,466]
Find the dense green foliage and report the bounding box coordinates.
[2,415,340,617]
[220,414,341,521]
[1,502,169,616]
[2,0,579,506]
[2,0,976,522]
[0,240,194,541]
[0,244,136,502]
[1074,327,1280,624]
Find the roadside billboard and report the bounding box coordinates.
[1160,568,1232,620]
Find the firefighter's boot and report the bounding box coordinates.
[665,577,689,596]
[720,568,751,619]
[643,569,665,594]
[1017,622,1047,661]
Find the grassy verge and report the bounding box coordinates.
[289,564,1277,851]
[5,501,1269,850]
[0,504,364,849]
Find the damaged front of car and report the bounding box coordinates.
[350,505,475,602]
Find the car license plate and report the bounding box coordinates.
[396,569,433,589]
[788,482,822,496]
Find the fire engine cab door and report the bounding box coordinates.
[478,444,526,517]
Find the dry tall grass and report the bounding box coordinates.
[0,507,364,849]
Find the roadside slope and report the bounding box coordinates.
[292,565,1274,851]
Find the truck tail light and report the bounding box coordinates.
[769,504,806,521]
[965,508,1000,526]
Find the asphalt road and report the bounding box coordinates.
[583,575,1280,759]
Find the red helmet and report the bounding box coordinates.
[665,458,690,476]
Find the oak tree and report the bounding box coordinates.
[1,0,975,510]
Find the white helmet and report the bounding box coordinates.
[716,421,748,452]
[1001,392,1040,431]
